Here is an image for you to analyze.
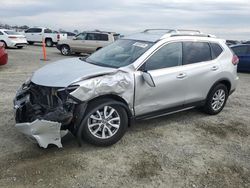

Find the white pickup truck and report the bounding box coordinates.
[24,27,67,47]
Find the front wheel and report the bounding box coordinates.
[78,100,128,146]
[203,84,228,115]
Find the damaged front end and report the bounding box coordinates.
[14,81,78,148]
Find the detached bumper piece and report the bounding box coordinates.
[14,82,76,148]
[16,120,63,148]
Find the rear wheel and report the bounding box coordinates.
[78,99,128,146]
[45,38,53,47]
[60,45,71,56]
[203,84,228,115]
[28,41,34,45]
[17,46,23,49]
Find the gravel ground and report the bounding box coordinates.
[0,45,249,188]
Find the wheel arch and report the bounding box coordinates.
[86,94,133,118]
[207,78,231,99]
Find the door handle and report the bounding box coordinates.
[176,73,187,79]
[211,66,218,71]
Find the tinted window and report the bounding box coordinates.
[86,33,98,40]
[210,43,223,59]
[44,29,52,33]
[183,42,211,65]
[232,46,248,56]
[25,28,42,33]
[145,42,182,70]
[100,34,108,41]
[0,31,3,35]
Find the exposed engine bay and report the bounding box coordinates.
[14,81,79,148]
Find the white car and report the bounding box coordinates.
[24,27,67,47]
[0,29,28,49]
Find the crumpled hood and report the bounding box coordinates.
[31,58,116,87]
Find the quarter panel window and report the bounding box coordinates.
[210,43,223,59]
[145,42,182,71]
[183,42,212,65]
[0,31,3,35]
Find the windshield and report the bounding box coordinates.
[85,39,154,68]
[4,31,20,35]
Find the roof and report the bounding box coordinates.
[124,29,216,42]
[230,44,250,48]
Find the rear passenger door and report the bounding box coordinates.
[85,33,101,53]
[181,41,223,104]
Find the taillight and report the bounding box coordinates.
[232,55,239,65]
[57,34,60,41]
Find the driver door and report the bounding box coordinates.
[134,42,188,116]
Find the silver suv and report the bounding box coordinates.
[14,29,239,148]
[56,30,120,56]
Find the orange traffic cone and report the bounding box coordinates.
[40,38,49,61]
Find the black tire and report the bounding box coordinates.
[77,99,128,146]
[28,41,34,45]
[203,84,228,115]
[45,38,53,47]
[60,45,71,56]
[1,41,7,48]
[75,52,81,55]
[96,47,102,51]
[17,46,23,49]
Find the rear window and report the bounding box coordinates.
[210,43,223,59]
[183,42,211,65]
[231,46,248,56]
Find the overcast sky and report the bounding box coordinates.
[1,0,250,40]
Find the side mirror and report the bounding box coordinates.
[142,71,156,87]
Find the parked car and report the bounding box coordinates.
[14,29,238,148]
[56,30,120,55]
[230,44,250,72]
[0,29,27,49]
[61,31,76,39]
[0,42,8,65]
[24,27,67,47]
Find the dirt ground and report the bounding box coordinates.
[0,45,249,188]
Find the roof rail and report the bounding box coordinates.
[143,29,201,34]
[169,33,216,38]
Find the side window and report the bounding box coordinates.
[27,28,42,33]
[183,42,211,65]
[75,33,87,40]
[232,46,248,56]
[100,34,108,41]
[145,42,182,71]
[0,31,3,35]
[86,33,99,40]
[44,29,52,33]
[210,43,223,59]
[34,28,42,33]
[25,28,34,33]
